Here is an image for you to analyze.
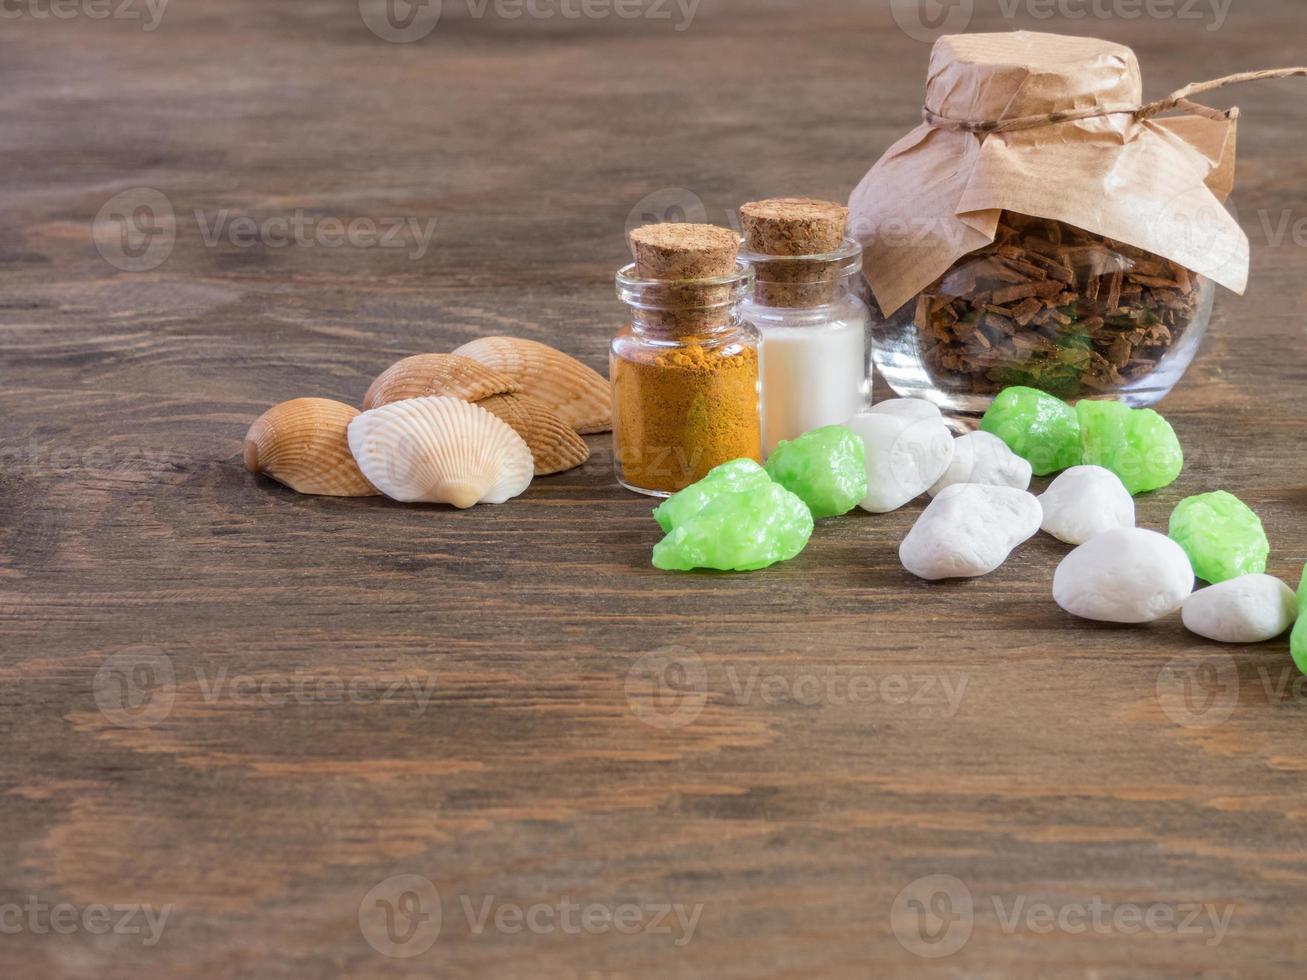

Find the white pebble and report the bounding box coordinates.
[1053,528,1194,623]
[869,398,943,421]
[928,430,1032,497]
[1182,575,1299,643]
[1038,465,1136,545]
[847,406,954,513]
[899,483,1043,580]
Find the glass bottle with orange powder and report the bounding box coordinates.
[612,223,761,497]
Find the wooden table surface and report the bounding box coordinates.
[3,1,1306,976]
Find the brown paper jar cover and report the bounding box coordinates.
[849,31,1248,318]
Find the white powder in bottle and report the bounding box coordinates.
[752,310,869,455]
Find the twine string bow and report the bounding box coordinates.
[923,67,1307,134]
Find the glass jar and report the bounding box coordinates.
[612,260,760,497]
[740,238,871,456]
[869,211,1216,416]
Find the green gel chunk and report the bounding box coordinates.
[1168,491,1270,584]
[652,458,770,534]
[980,386,1081,476]
[1077,400,1183,495]
[1076,399,1130,472]
[764,425,867,519]
[652,481,813,572]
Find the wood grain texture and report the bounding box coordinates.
[2,1,1306,976]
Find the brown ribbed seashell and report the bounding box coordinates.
[476,393,590,476]
[363,353,520,411]
[244,398,378,497]
[452,337,611,434]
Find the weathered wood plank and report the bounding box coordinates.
[1,1,1306,976]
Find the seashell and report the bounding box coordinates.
[452,336,611,434]
[244,398,379,497]
[347,396,533,508]
[476,392,590,476]
[362,353,520,411]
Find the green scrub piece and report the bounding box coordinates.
[764,425,867,519]
[1168,491,1270,584]
[1077,400,1183,495]
[980,386,1082,476]
[652,481,813,572]
[653,458,771,534]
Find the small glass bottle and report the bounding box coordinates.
[612,245,760,498]
[741,237,871,457]
[743,239,872,456]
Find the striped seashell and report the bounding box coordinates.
[347,396,533,508]
[452,336,611,434]
[244,398,378,497]
[476,392,590,476]
[362,353,520,410]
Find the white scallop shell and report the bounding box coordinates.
[347,396,534,508]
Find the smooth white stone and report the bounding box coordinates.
[1182,575,1299,643]
[847,408,954,514]
[928,430,1033,497]
[899,483,1043,580]
[1053,528,1194,623]
[869,397,942,421]
[1038,465,1136,545]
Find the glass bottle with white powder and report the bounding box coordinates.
[739,198,871,457]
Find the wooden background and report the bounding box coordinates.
[2,0,1306,976]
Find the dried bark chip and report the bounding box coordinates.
[1012,298,1044,326]
[998,255,1049,280]
[1107,270,1123,310]
[1130,273,1180,289]
[915,294,931,331]
[992,282,1040,305]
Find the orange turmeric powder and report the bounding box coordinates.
[612,339,761,494]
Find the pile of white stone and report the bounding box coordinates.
[846,398,1300,643]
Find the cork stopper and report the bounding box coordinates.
[629,223,740,279]
[739,198,851,307]
[627,223,742,333]
[741,198,849,255]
